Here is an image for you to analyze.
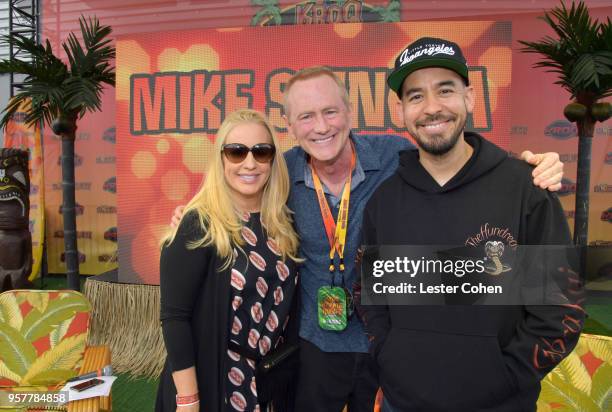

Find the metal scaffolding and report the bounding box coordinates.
[8,0,39,97]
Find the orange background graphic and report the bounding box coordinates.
[34,1,610,281]
[116,21,513,284]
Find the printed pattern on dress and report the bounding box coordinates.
[224,212,297,411]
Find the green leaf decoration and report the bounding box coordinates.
[573,338,590,357]
[591,362,612,409]
[0,322,36,378]
[540,372,600,411]
[250,0,281,25]
[0,407,26,412]
[373,0,400,22]
[555,351,592,394]
[0,293,23,330]
[24,369,77,386]
[519,1,612,101]
[12,385,50,391]
[540,373,575,407]
[0,360,21,384]
[24,292,49,314]
[536,399,552,412]
[20,294,90,342]
[49,318,72,349]
[20,333,86,385]
[0,15,115,130]
[586,337,612,363]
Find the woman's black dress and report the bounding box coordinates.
[155,211,298,412]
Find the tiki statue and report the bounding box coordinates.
[0,148,32,291]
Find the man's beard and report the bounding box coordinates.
[413,114,465,156]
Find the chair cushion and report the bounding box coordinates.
[537,333,611,411]
[0,290,91,389]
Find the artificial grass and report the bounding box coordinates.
[584,304,612,336]
[35,273,87,290]
[111,373,158,412]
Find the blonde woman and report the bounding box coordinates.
[156,109,301,412]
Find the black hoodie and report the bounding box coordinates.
[360,133,584,412]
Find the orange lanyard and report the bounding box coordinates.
[309,145,356,273]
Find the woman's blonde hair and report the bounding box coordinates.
[162,109,300,268]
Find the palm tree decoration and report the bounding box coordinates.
[519,1,611,269]
[373,0,401,22]
[0,16,115,290]
[251,0,282,26]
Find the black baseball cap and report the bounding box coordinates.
[387,37,469,95]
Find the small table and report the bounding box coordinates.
[66,346,112,412]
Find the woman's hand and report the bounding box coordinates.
[171,368,199,411]
[170,205,186,228]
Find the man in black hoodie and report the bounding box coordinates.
[359,37,584,412]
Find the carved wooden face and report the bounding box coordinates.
[0,148,30,218]
[0,148,32,291]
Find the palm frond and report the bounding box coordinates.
[0,35,68,82]
[63,77,103,115]
[64,16,115,86]
[0,94,29,128]
[519,1,612,100]
[0,38,68,129]
[599,16,612,49]
[2,34,61,67]
[0,14,115,131]
[80,15,113,54]
[0,58,37,77]
[64,32,87,75]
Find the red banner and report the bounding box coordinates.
[38,2,612,280]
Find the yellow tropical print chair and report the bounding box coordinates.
[537,333,611,412]
[0,289,111,411]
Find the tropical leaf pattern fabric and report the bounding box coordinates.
[0,290,91,391]
[537,333,612,412]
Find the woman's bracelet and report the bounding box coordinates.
[176,393,199,406]
[177,400,199,407]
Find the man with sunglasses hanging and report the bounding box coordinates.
[172,66,565,411]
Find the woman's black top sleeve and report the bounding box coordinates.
[160,211,210,372]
